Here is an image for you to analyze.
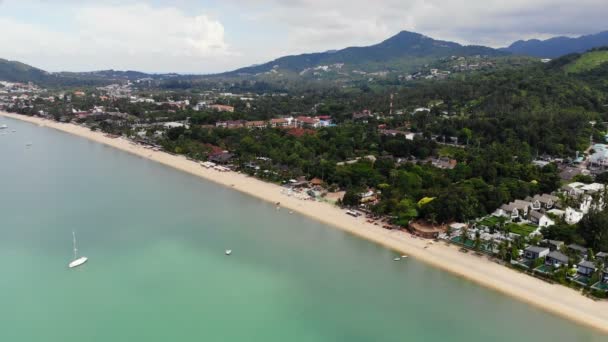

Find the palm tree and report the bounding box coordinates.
[460,225,469,244]
[474,231,482,251]
[498,241,508,260]
[595,259,605,283]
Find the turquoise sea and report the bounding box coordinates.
[1,117,606,341]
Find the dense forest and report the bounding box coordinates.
[151,53,608,225]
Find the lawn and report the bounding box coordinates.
[506,223,537,236]
[478,216,503,228]
[565,50,608,73]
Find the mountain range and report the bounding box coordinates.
[225,31,504,76]
[502,31,608,58]
[2,30,608,84]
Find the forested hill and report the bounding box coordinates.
[0,59,166,86]
[224,31,506,76]
[503,31,608,58]
[0,58,52,83]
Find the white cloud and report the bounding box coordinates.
[1,0,608,73]
[226,0,608,51]
[76,4,228,57]
[0,2,232,72]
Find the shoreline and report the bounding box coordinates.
[3,111,608,334]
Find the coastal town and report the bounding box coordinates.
[5,1,608,340]
[3,72,608,301]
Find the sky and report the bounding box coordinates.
[0,0,606,74]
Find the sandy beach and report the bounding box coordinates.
[3,111,608,334]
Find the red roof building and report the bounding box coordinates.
[286,128,315,137]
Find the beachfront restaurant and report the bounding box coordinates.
[409,221,446,239]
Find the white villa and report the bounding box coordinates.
[529,211,555,228]
[494,199,532,219]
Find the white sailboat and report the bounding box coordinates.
[68,231,88,268]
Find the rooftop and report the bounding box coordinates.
[529,211,545,220]
[547,251,569,262]
[579,260,597,269]
[525,246,549,253]
[568,244,588,253]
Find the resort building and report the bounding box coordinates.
[529,211,554,227]
[523,246,550,260]
[547,207,585,225]
[295,116,321,128]
[541,239,564,251]
[244,121,267,129]
[526,194,559,210]
[588,144,608,169]
[577,261,597,277]
[495,200,532,220]
[561,182,605,198]
[208,104,235,112]
[208,152,235,165]
[216,120,245,129]
[545,251,569,267]
[269,118,293,128]
[568,244,589,259]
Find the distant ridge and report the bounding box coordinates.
[0,61,168,86]
[224,31,506,75]
[502,31,608,58]
[0,58,51,83]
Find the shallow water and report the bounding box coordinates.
[1,117,606,341]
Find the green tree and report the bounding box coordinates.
[579,210,608,251]
[341,189,361,207]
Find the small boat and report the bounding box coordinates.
[0,124,7,129]
[69,257,88,268]
[225,249,232,256]
[401,255,409,258]
[393,257,401,261]
[26,142,32,147]
[68,231,88,268]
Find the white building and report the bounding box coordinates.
[530,211,555,228]
[163,122,189,129]
[548,207,584,225]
